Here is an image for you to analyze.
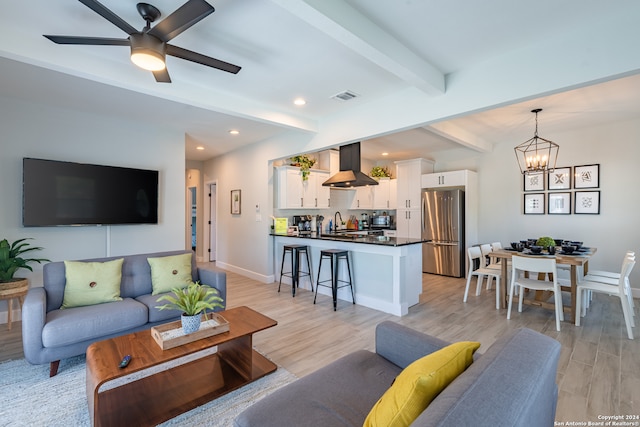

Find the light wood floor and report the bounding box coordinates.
[2,268,638,422]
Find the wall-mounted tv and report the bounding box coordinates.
[23,158,159,226]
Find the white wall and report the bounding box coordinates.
[203,117,640,290]
[0,96,187,304]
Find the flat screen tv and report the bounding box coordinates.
[23,158,159,226]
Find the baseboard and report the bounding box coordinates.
[215,262,273,284]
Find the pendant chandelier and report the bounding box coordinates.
[514,108,559,175]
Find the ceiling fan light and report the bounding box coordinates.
[130,33,166,71]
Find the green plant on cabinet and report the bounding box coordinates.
[289,155,316,181]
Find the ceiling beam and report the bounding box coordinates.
[272,0,445,96]
[427,121,492,153]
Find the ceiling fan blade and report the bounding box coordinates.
[167,44,241,74]
[44,35,130,46]
[147,0,214,42]
[153,69,172,83]
[79,0,138,35]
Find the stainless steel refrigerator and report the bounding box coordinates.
[422,189,465,277]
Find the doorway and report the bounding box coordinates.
[189,187,196,252]
[209,183,217,261]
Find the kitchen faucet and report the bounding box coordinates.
[334,211,343,232]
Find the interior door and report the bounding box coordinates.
[209,183,217,261]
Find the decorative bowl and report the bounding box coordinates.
[570,241,583,250]
[529,245,543,254]
[561,245,576,254]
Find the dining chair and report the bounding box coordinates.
[480,243,501,290]
[463,246,502,309]
[575,258,635,340]
[507,255,564,332]
[583,251,635,314]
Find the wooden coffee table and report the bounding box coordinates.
[86,306,277,427]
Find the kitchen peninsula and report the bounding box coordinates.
[271,232,425,316]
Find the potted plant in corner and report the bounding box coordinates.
[0,238,49,287]
[289,155,316,181]
[156,281,225,334]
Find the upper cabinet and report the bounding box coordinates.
[395,159,434,210]
[275,166,331,209]
[372,178,397,210]
[421,170,468,188]
[349,185,374,209]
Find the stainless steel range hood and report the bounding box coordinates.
[322,142,379,188]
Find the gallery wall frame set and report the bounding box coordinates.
[523,164,600,214]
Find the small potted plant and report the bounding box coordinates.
[536,236,557,254]
[0,238,49,285]
[370,166,392,179]
[289,155,316,181]
[156,281,224,334]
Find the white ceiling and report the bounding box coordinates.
[1,0,640,162]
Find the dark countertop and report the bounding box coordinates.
[270,232,426,247]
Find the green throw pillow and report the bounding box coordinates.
[363,341,481,427]
[148,253,193,295]
[61,258,124,309]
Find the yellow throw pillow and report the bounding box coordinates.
[148,253,193,295]
[363,341,481,427]
[61,258,124,309]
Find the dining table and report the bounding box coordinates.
[490,247,597,324]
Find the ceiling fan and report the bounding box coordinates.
[44,0,241,83]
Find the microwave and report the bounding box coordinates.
[371,215,391,228]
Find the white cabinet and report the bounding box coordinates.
[310,170,331,208]
[395,159,434,209]
[421,170,467,188]
[349,185,374,209]
[395,159,433,238]
[396,210,422,239]
[372,178,397,210]
[276,166,331,209]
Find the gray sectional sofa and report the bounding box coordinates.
[22,250,226,376]
[235,322,561,427]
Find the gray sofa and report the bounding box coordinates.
[22,250,226,377]
[235,322,561,427]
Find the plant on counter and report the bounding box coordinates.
[0,238,49,283]
[536,236,556,249]
[289,155,316,181]
[370,166,392,178]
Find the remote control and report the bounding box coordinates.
[119,355,131,368]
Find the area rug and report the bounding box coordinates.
[0,351,297,427]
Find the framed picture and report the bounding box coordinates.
[524,193,545,214]
[523,172,545,191]
[231,189,241,214]
[574,164,599,188]
[548,192,571,214]
[575,191,600,214]
[548,167,571,190]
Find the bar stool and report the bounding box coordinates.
[314,249,355,311]
[278,244,313,297]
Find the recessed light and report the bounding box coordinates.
[293,98,306,106]
[229,130,240,135]
[196,146,205,150]
[381,152,389,156]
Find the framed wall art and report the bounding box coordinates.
[523,172,545,191]
[575,191,600,214]
[574,164,599,189]
[548,167,571,190]
[231,189,241,215]
[524,193,545,214]
[548,192,571,214]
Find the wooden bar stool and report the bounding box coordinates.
[278,245,313,297]
[314,249,355,311]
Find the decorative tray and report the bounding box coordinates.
[151,313,230,350]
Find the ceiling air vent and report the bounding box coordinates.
[331,90,359,101]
